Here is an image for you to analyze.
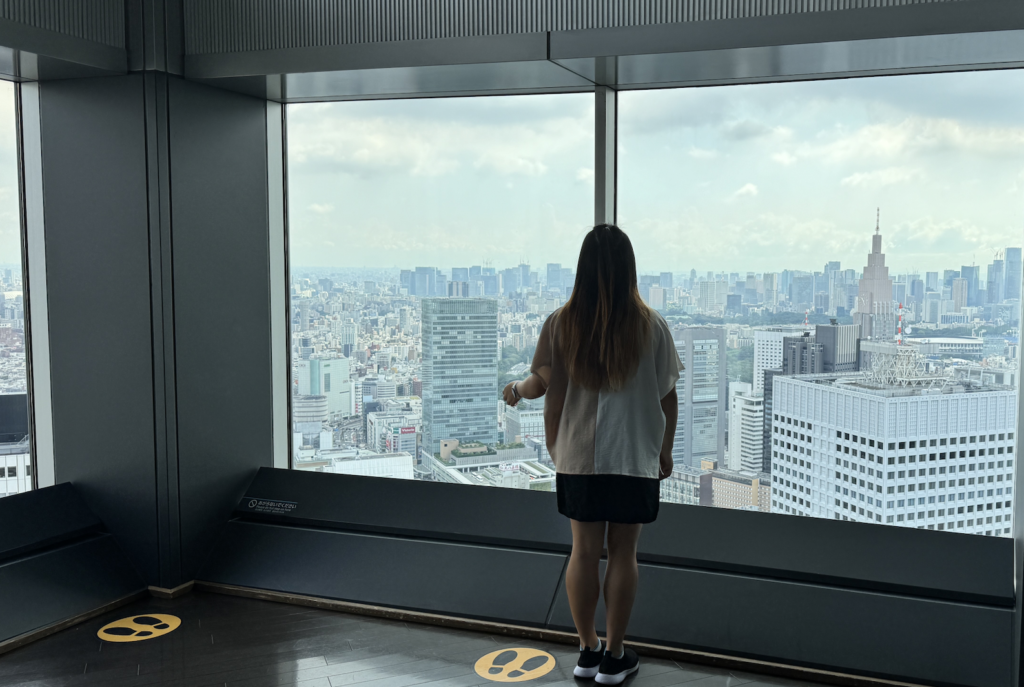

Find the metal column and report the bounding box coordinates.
[594,85,617,227]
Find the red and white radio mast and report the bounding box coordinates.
[897,302,904,345]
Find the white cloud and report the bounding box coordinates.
[772,151,797,166]
[576,167,594,182]
[477,153,547,176]
[688,147,718,159]
[731,183,759,199]
[795,117,1024,164]
[840,167,921,188]
[309,203,334,214]
[288,107,590,179]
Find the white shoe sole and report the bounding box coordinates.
[595,661,640,684]
[574,665,600,678]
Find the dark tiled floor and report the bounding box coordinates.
[0,592,830,687]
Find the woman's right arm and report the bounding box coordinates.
[659,388,678,480]
[502,366,550,406]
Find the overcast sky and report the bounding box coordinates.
[288,69,1024,278]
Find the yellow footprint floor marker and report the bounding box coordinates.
[97,614,181,642]
[474,647,556,682]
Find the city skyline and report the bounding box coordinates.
[288,220,1023,537]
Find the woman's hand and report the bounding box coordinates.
[502,381,521,407]
[658,453,673,481]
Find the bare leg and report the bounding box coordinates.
[566,519,606,649]
[604,522,642,656]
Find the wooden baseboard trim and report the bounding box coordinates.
[148,580,195,599]
[193,581,926,687]
[0,589,147,657]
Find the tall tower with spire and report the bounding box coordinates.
[854,210,894,340]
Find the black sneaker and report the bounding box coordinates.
[574,641,604,678]
[595,648,640,684]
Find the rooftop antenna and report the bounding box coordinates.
[876,208,880,234]
[897,302,904,346]
[804,309,809,327]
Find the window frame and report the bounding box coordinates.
[275,54,1024,545]
[12,82,48,494]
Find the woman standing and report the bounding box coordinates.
[503,224,682,685]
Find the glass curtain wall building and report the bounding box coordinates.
[287,70,1023,537]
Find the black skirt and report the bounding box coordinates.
[556,473,661,524]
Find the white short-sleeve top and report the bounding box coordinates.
[531,307,683,479]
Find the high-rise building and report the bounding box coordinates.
[769,351,1017,536]
[753,326,809,395]
[338,320,358,349]
[924,292,941,323]
[763,272,779,309]
[660,272,674,290]
[481,274,499,296]
[560,268,575,296]
[1005,248,1022,300]
[447,281,469,297]
[500,267,520,296]
[854,220,893,340]
[421,299,499,453]
[725,293,742,315]
[715,280,730,309]
[815,323,860,373]
[790,273,813,308]
[698,280,718,313]
[953,278,968,312]
[517,264,531,292]
[649,286,666,310]
[783,332,823,375]
[672,327,727,469]
[451,267,469,282]
[728,382,765,473]
[503,396,549,464]
[294,356,355,418]
[759,325,858,473]
[744,273,758,304]
[960,265,981,307]
[413,266,436,297]
[925,272,939,292]
[297,300,312,332]
[987,259,1005,304]
[909,279,925,312]
[546,263,562,292]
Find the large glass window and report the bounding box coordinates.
[0,82,30,499]
[620,70,1024,536]
[286,94,593,490]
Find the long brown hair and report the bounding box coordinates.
[559,224,651,391]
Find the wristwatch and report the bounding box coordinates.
[512,382,521,400]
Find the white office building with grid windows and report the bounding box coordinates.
[770,362,1017,537]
